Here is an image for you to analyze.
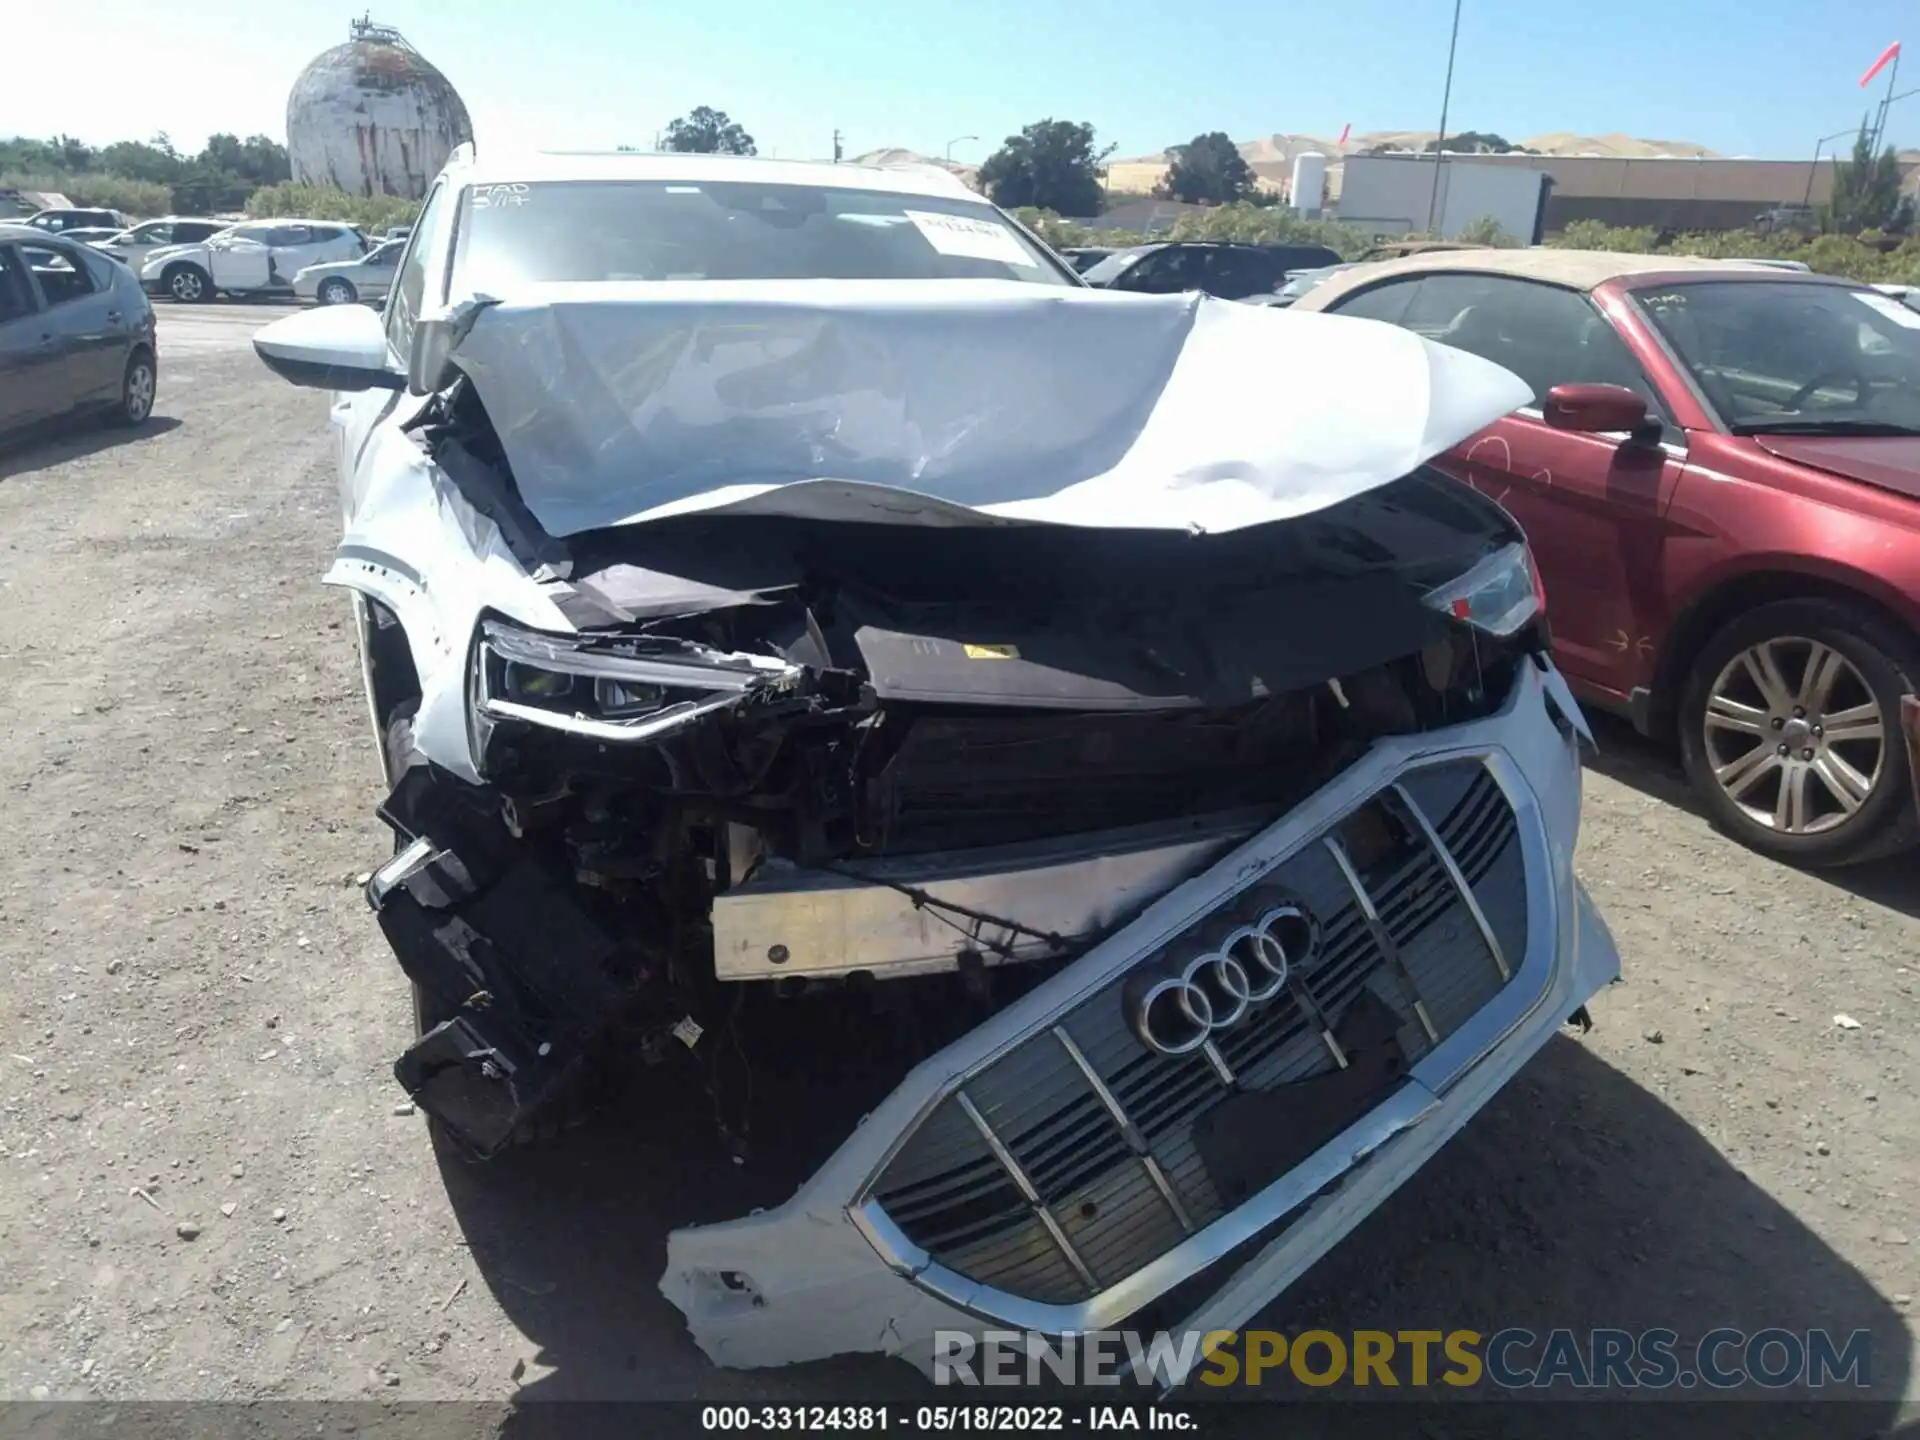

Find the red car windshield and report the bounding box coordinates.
[1636,280,1920,435]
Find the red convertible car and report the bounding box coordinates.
[1295,249,1920,866]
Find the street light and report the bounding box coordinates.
[945,135,978,161]
[1804,126,1860,206]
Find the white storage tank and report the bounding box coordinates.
[1290,152,1328,215]
[287,19,472,199]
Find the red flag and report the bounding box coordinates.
[1337,122,1352,145]
[1861,40,1901,87]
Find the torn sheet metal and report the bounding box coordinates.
[441,279,1531,538]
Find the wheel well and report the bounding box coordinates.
[361,596,423,728]
[162,259,206,275]
[1648,571,1918,738]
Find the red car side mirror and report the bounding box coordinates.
[1543,383,1653,437]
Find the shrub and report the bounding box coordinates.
[243,183,420,232]
[0,171,172,219]
[1165,201,1369,257]
[1542,219,1917,285]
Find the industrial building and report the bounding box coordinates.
[1326,151,1920,234]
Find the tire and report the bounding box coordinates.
[317,277,357,306]
[163,263,211,303]
[114,349,156,427]
[1678,597,1920,867]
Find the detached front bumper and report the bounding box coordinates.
[660,655,1619,1373]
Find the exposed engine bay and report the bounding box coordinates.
[360,387,1544,1198]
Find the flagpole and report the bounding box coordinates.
[1879,50,1901,150]
[1425,0,1464,235]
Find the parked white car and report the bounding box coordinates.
[90,216,231,272]
[139,218,367,303]
[249,147,1616,1378]
[293,238,405,306]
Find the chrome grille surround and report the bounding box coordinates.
[851,742,1561,1334]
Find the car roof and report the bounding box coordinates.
[1292,246,1856,310]
[442,147,982,203]
[0,221,87,243]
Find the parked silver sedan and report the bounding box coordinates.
[293,239,403,306]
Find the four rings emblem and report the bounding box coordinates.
[1124,902,1320,1056]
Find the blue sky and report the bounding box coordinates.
[6,0,1917,164]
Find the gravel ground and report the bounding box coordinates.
[1,306,1917,1430]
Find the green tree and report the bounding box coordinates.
[661,107,757,156]
[1158,131,1255,205]
[1424,130,1525,154]
[93,138,184,185]
[978,120,1112,217]
[1825,122,1911,235]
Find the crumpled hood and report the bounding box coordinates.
[442,279,1532,538]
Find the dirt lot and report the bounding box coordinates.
[2,305,1918,1425]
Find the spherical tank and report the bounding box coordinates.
[287,19,472,199]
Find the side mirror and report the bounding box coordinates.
[1543,383,1657,440]
[253,304,402,393]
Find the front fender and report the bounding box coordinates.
[325,441,576,784]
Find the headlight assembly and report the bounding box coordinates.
[465,618,803,766]
[1421,541,1545,639]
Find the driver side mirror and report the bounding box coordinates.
[1543,383,1661,443]
[253,304,402,393]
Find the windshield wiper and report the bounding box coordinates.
[1732,419,1920,437]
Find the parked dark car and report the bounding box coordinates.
[1294,248,1920,865]
[0,223,158,438]
[1060,245,1117,273]
[1079,241,1345,300]
[25,207,128,234]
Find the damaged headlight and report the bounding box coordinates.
[1422,541,1545,638]
[467,618,803,765]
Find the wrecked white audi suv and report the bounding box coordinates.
[254,148,1620,1374]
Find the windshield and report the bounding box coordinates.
[452,179,1072,289]
[1079,247,1152,285]
[1637,280,1920,434]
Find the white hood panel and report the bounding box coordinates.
[443,280,1531,538]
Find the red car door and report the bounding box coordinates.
[1448,410,1689,701]
[1328,271,1691,703]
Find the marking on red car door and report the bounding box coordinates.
[1463,432,1553,504]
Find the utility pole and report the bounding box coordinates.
[832,129,844,163]
[1426,0,1464,236]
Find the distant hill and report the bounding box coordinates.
[848,147,979,186]
[1106,131,1722,194]
[844,134,1728,202]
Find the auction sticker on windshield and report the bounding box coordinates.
[906,210,1036,266]
[1853,291,1920,329]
